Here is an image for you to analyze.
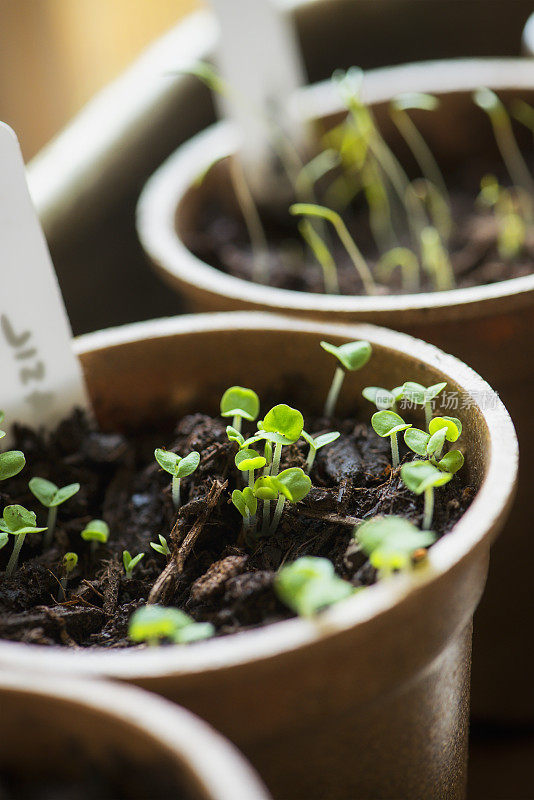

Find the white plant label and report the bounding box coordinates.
[209,0,308,201]
[0,123,90,443]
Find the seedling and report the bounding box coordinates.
[81,519,110,554]
[356,515,436,575]
[150,534,170,557]
[404,416,463,466]
[226,425,245,448]
[123,550,145,578]
[269,467,312,534]
[420,226,455,291]
[235,448,267,489]
[477,175,527,261]
[220,386,260,433]
[232,487,258,539]
[401,461,452,530]
[302,430,340,472]
[320,339,372,418]
[252,473,280,534]
[0,505,47,577]
[29,477,80,549]
[376,247,420,293]
[0,450,25,481]
[363,385,404,412]
[154,448,200,508]
[128,604,214,646]
[59,551,78,599]
[371,411,411,468]
[298,218,340,294]
[261,404,304,476]
[275,556,353,617]
[427,416,462,459]
[290,203,377,295]
[402,380,447,430]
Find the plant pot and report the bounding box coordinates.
[0,670,270,800]
[0,313,517,800]
[137,58,534,724]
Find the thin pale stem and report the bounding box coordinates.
[248,470,254,489]
[332,216,377,295]
[306,447,316,473]
[262,500,271,535]
[232,415,242,433]
[270,496,286,534]
[423,487,434,530]
[390,433,400,469]
[424,401,432,431]
[229,157,269,283]
[43,506,57,549]
[392,110,450,203]
[270,443,283,478]
[492,116,534,202]
[172,476,181,509]
[324,367,345,418]
[6,534,25,577]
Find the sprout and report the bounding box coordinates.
[290,203,377,295]
[59,552,78,599]
[371,411,411,468]
[123,550,145,578]
[404,427,430,457]
[0,450,26,481]
[355,515,436,575]
[235,448,267,489]
[232,487,258,539]
[376,247,420,293]
[0,505,47,577]
[220,386,260,433]
[427,416,461,459]
[269,467,312,534]
[275,556,353,617]
[298,218,340,294]
[402,380,447,430]
[477,176,527,261]
[29,478,80,549]
[261,403,303,475]
[81,519,110,555]
[253,474,281,534]
[362,385,404,412]
[150,534,170,557]
[226,425,245,448]
[420,226,454,291]
[401,461,452,530]
[154,448,200,508]
[128,604,214,647]
[436,449,464,474]
[302,430,340,472]
[320,339,372,418]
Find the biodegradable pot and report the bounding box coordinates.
[0,313,517,800]
[137,58,534,724]
[0,671,270,800]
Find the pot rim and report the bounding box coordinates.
[0,670,270,800]
[0,312,518,678]
[137,58,534,317]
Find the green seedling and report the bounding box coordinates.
[320,339,372,418]
[261,404,304,475]
[290,203,377,295]
[59,552,78,599]
[298,218,340,294]
[362,385,404,412]
[356,515,436,575]
[123,550,145,578]
[220,386,260,433]
[436,449,464,474]
[150,534,170,557]
[477,175,527,261]
[371,410,411,468]
[275,556,353,617]
[405,417,463,465]
[235,448,267,488]
[129,604,214,647]
[0,530,7,551]
[427,416,462,458]
[154,448,200,508]
[0,450,25,481]
[226,425,245,448]
[269,467,312,534]
[0,505,47,577]
[29,478,80,549]
[401,460,452,530]
[252,474,280,534]
[474,88,534,199]
[376,247,420,293]
[232,487,258,540]
[402,380,447,430]
[81,519,109,555]
[420,226,455,291]
[302,430,340,472]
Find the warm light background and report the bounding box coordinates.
[0,0,202,160]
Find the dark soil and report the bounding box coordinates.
[0,409,474,648]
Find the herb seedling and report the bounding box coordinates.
[226,425,245,448]
[420,226,455,291]
[275,556,353,617]
[81,519,110,555]
[235,448,267,488]
[232,487,258,540]
[0,449,25,481]
[123,550,145,578]
[320,339,372,418]
[298,218,340,294]
[128,604,214,646]
[356,515,436,575]
[302,430,340,472]
[371,411,411,468]
[363,385,404,412]
[28,478,80,549]
[0,505,47,577]
[150,534,171,557]
[402,380,447,430]
[59,552,78,599]
[477,175,527,261]
[376,247,420,293]
[401,461,452,530]
[220,386,260,433]
[269,467,311,534]
[154,448,200,508]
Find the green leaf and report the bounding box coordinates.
[0,530,8,550]
[401,461,452,494]
[154,448,179,476]
[247,431,294,446]
[29,478,80,508]
[426,428,447,456]
[320,340,372,371]
[262,404,304,442]
[150,535,170,556]
[371,410,411,438]
[275,556,353,617]
[173,621,215,644]
[253,476,279,501]
[356,516,436,570]
[402,381,447,405]
[123,551,144,574]
[437,450,464,475]
[362,386,396,410]
[0,504,46,536]
[404,428,430,457]
[175,451,200,478]
[220,386,260,422]
[306,431,341,451]
[428,416,462,442]
[0,451,25,481]
[235,449,266,472]
[62,552,78,573]
[232,489,247,518]
[274,468,312,503]
[226,426,245,447]
[128,604,214,645]
[81,519,109,543]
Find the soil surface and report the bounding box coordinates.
[0,409,473,648]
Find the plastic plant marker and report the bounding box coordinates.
[0,123,90,445]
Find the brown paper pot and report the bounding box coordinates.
[136,59,534,723]
[0,313,517,800]
[0,671,270,800]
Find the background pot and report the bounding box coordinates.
[137,58,534,724]
[28,3,533,335]
[0,313,517,800]
[0,671,270,800]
